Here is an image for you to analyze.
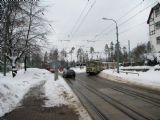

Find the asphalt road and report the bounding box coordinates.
[66,73,160,120]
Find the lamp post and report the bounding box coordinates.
[102,17,120,73]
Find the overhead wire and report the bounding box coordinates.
[95,0,145,38]
[95,20,147,42]
[69,0,89,38]
[41,11,60,48]
[71,1,96,39]
[119,21,147,35]
[101,0,158,37]
[119,1,157,27]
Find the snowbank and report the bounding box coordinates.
[0,68,48,117]
[0,68,92,119]
[44,73,92,120]
[120,65,152,70]
[99,66,160,91]
[71,66,86,73]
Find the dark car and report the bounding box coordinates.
[62,69,76,78]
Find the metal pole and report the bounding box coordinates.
[102,18,120,73]
[116,24,119,73]
[54,50,58,80]
[54,61,58,80]
[128,40,131,65]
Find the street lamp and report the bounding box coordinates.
[102,17,120,73]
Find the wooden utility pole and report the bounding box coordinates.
[128,40,131,65]
[54,50,58,81]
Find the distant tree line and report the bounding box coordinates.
[104,41,159,66]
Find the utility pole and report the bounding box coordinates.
[54,50,59,81]
[116,24,119,73]
[102,18,120,73]
[128,40,131,65]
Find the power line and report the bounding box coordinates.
[41,10,62,41]
[119,21,146,35]
[95,0,145,38]
[71,1,96,39]
[118,0,144,21]
[102,0,158,37]
[119,1,157,27]
[95,20,147,42]
[69,0,89,38]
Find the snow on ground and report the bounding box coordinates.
[71,66,86,73]
[0,68,47,117]
[44,71,92,120]
[120,65,152,70]
[0,68,91,120]
[99,65,160,91]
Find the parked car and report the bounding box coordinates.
[63,69,76,78]
[49,68,55,73]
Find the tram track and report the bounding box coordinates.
[82,75,160,107]
[94,76,160,103]
[66,79,109,120]
[77,78,155,120]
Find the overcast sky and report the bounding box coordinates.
[41,0,160,54]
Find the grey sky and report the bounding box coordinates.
[42,0,160,54]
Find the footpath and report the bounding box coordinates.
[1,83,79,120]
[0,68,92,120]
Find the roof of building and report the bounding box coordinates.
[147,3,160,24]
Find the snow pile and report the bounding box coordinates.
[71,66,86,73]
[0,68,91,120]
[44,75,92,120]
[146,53,160,63]
[100,66,160,90]
[0,68,48,117]
[44,76,68,107]
[0,68,92,119]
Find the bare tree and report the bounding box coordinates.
[77,48,84,63]
[110,42,114,61]
[131,43,147,63]
[69,47,75,62]
[0,1,48,77]
[122,46,127,63]
[90,47,94,60]
[104,43,109,61]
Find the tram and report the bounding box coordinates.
[86,60,116,75]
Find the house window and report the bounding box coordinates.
[155,7,160,17]
[155,21,160,30]
[157,36,160,44]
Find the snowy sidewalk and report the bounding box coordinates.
[0,68,92,120]
[1,81,79,120]
[99,66,160,91]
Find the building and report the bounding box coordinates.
[147,3,160,53]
